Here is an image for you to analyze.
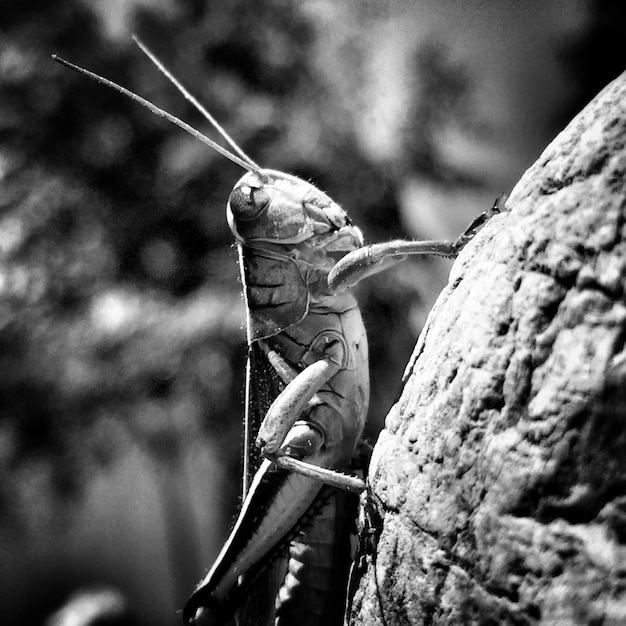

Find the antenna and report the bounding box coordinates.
[51,54,269,179]
[132,35,262,173]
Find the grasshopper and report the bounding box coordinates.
[53,39,500,626]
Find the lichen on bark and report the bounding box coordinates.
[348,72,626,625]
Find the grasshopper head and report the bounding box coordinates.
[226,170,363,252]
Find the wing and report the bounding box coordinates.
[222,342,288,626]
[243,341,286,494]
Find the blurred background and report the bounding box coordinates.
[0,0,624,624]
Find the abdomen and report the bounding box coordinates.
[276,487,358,626]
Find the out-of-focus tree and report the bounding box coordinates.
[556,0,626,128]
[404,41,472,184]
[0,1,416,624]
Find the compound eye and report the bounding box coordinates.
[228,186,271,220]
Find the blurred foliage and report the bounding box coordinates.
[404,41,472,182]
[44,587,135,626]
[0,0,618,624]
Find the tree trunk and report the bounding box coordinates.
[348,71,626,625]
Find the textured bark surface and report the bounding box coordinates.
[348,72,626,625]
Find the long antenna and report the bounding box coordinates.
[132,35,262,173]
[51,54,265,177]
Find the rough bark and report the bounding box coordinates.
[348,72,626,625]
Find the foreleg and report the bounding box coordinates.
[328,193,505,292]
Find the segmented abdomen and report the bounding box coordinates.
[275,487,357,626]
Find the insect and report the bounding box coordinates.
[53,39,501,626]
